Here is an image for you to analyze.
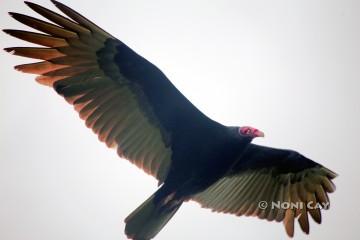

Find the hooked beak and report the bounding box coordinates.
[255,130,265,138]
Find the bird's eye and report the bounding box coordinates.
[246,129,252,135]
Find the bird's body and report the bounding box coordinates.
[102,39,251,197]
[166,126,249,197]
[4,1,337,239]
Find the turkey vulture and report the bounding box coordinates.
[4,1,337,239]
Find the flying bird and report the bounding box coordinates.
[4,1,337,239]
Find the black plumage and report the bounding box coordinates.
[4,1,337,239]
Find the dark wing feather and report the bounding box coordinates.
[192,144,337,237]
[4,1,218,184]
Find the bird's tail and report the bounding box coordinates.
[125,188,182,240]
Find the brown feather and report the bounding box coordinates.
[51,0,113,39]
[322,168,338,179]
[4,47,65,60]
[297,181,308,202]
[321,177,336,193]
[15,61,66,75]
[25,1,91,35]
[50,56,95,66]
[307,193,322,224]
[91,105,124,134]
[9,12,77,38]
[264,183,280,221]
[298,206,310,234]
[283,209,295,237]
[35,75,65,86]
[43,66,94,77]
[85,92,120,128]
[3,30,67,47]
[315,185,330,209]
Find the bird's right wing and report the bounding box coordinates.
[192,144,337,237]
[4,1,218,184]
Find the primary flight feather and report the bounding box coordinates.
[4,1,337,239]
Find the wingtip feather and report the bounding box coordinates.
[4,47,14,53]
[8,12,26,22]
[51,0,65,7]
[2,29,16,38]
[51,0,59,4]
[24,1,42,10]
[3,29,11,34]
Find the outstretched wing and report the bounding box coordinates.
[192,144,337,237]
[4,1,217,184]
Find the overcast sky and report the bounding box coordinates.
[1,0,359,239]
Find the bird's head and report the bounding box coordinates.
[238,126,265,139]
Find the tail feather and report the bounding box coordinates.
[125,192,182,240]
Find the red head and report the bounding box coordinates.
[239,126,265,138]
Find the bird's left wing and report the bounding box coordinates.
[192,144,337,237]
[4,1,218,184]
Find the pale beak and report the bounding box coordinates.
[255,130,265,138]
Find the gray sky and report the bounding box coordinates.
[0,0,359,239]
